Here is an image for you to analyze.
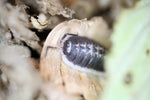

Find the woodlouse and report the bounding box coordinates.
[45,33,105,74]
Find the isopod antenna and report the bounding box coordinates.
[44,46,61,58]
[43,45,66,87]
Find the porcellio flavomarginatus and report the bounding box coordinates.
[45,33,105,74]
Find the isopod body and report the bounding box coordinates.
[60,33,105,73]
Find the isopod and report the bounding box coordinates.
[45,33,105,74]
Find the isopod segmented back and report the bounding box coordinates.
[61,33,105,72]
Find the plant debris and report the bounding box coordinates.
[0,0,137,100]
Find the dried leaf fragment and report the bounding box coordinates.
[0,0,42,53]
[40,18,110,100]
[19,0,75,18]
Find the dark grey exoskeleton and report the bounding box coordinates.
[45,33,105,74]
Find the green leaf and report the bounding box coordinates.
[102,0,150,100]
